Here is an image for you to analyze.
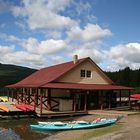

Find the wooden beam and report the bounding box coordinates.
[16,90,19,104]
[119,90,122,106]
[34,89,37,111]
[84,93,87,111]
[128,90,131,106]
[39,88,43,115]
[48,89,51,110]
[7,88,9,101]
[74,94,76,112]
[100,91,103,110]
[12,89,14,102]
[28,88,32,104]
[108,92,111,109]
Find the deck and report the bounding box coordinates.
[0,97,88,118]
[35,109,88,118]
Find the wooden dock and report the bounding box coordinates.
[35,109,88,118]
[0,98,88,118]
[0,99,35,118]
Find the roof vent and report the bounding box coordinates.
[73,55,78,64]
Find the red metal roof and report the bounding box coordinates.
[7,58,87,88]
[7,57,133,90]
[42,83,133,90]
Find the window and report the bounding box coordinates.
[86,70,91,78]
[80,70,85,77]
[80,70,92,78]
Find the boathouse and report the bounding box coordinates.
[6,56,133,116]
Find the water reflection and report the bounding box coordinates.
[0,128,22,140]
[0,117,75,140]
[0,118,50,140]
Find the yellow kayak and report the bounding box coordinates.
[0,97,8,102]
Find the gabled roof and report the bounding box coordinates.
[7,57,133,90]
[7,57,88,88]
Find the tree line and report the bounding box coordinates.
[106,67,140,87]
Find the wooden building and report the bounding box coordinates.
[7,56,133,116]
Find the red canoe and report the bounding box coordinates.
[15,104,27,111]
[21,104,34,111]
[130,94,140,99]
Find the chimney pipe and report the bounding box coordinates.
[73,55,78,64]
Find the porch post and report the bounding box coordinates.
[128,90,131,106]
[21,88,23,103]
[39,88,43,115]
[12,89,14,102]
[34,88,37,112]
[119,90,122,106]
[48,89,51,110]
[108,92,111,109]
[28,88,31,104]
[100,91,103,110]
[74,94,76,112]
[16,89,20,104]
[24,88,27,104]
[84,92,87,111]
[7,88,9,101]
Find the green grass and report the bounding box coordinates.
[75,125,121,140]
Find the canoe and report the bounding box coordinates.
[0,105,10,112]
[30,118,118,131]
[15,104,27,111]
[21,104,34,111]
[130,94,140,99]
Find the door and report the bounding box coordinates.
[87,91,99,110]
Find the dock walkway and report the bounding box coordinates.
[88,109,140,116]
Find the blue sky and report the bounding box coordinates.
[0,0,140,71]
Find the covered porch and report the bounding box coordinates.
[6,83,134,117]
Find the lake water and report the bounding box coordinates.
[0,117,74,140]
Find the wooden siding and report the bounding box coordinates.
[56,60,111,84]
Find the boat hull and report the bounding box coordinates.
[30,119,117,131]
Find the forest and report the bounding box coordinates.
[106,67,140,87]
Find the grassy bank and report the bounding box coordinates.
[75,125,121,140]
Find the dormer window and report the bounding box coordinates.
[80,69,86,77]
[86,70,91,78]
[80,70,92,78]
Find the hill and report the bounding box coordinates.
[0,63,37,87]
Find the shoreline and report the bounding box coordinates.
[44,113,140,140]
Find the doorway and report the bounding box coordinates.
[87,91,99,110]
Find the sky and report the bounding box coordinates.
[0,0,140,71]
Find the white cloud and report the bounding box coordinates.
[0,33,20,42]
[106,43,140,70]
[22,38,67,55]
[70,43,104,64]
[11,0,77,30]
[5,0,140,72]
[46,0,71,12]
[67,23,112,42]
[0,45,15,55]
[0,45,43,68]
